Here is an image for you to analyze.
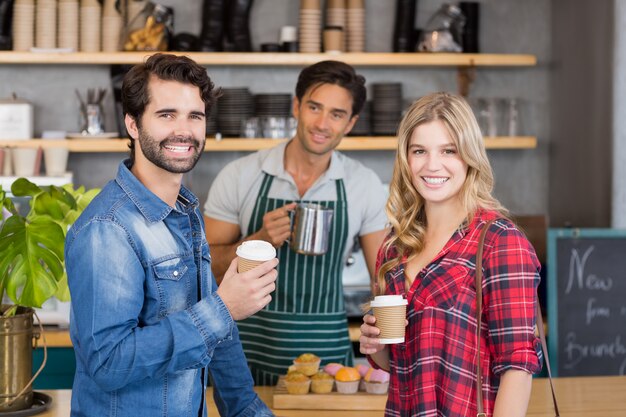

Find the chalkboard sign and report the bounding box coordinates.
[547,228,626,376]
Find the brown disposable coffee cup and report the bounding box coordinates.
[236,240,276,273]
[323,27,343,53]
[370,295,408,344]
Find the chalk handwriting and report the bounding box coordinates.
[565,246,614,294]
[586,298,611,325]
[563,332,626,374]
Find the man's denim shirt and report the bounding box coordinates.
[65,160,273,417]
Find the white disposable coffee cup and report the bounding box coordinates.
[236,240,276,273]
[280,26,297,43]
[370,295,408,344]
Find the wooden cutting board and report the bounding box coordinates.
[272,376,387,410]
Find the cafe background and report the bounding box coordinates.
[0,0,623,390]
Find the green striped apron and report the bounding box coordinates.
[237,173,353,385]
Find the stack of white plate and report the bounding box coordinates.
[326,0,346,52]
[346,0,365,52]
[35,0,57,49]
[58,0,79,51]
[102,0,122,52]
[12,0,35,51]
[299,0,321,53]
[80,0,101,52]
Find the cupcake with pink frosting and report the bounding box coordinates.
[356,364,370,391]
[364,368,390,394]
[323,362,343,376]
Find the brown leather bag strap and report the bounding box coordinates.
[536,305,560,416]
[474,218,560,417]
[474,218,494,417]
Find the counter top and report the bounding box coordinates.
[35,375,626,416]
[40,324,363,347]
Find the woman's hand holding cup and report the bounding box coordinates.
[359,313,386,355]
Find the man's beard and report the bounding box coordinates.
[138,129,204,174]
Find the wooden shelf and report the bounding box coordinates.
[0,137,537,152]
[0,51,536,67]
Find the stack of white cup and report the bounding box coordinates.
[12,0,35,51]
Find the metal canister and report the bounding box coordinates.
[0,306,34,412]
[290,203,334,255]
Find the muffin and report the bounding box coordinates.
[335,366,361,394]
[364,368,390,394]
[323,362,343,376]
[356,364,370,391]
[284,371,311,394]
[293,353,321,376]
[310,371,335,394]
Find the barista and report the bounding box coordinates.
[203,60,388,385]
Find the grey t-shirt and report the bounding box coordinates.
[204,141,388,262]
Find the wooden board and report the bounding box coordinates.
[272,376,386,410]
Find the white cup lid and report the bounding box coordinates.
[236,240,276,261]
[370,295,408,307]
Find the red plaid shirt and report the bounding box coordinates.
[369,210,542,417]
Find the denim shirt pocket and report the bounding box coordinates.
[153,257,190,317]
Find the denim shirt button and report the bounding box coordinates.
[173,271,179,277]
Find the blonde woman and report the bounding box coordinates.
[359,92,542,417]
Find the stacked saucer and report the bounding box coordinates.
[299,0,321,53]
[348,101,370,136]
[372,83,403,135]
[80,0,101,52]
[35,0,56,49]
[346,0,365,52]
[217,88,254,137]
[58,0,79,51]
[254,94,292,118]
[12,0,35,51]
[326,0,346,52]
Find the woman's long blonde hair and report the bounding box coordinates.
[376,92,508,295]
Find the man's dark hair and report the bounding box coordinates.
[295,60,366,117]
[121,53,220,161]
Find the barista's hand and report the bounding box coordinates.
[359,314,386,355]
[216,257,278,321]
[254,202,297,247]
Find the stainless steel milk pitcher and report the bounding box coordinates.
[289,203,334,255]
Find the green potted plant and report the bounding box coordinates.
[0,178,99,412]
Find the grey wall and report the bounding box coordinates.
[549,0,613,227]
[1,0,551,217]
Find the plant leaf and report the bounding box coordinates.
[11,178,42,197]
[0,216,65,308]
